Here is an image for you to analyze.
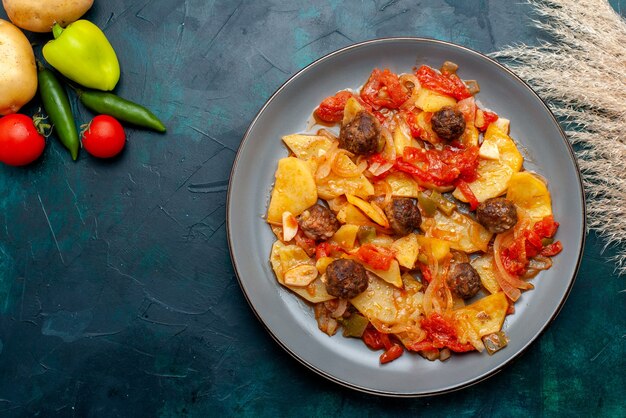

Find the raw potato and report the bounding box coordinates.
[267,157,318,224]
[452,124,523,203]
[3,0,94,33]
[0,19,37,115]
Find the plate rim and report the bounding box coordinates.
[226,37,586,397]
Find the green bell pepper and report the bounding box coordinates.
[42,20,120,91]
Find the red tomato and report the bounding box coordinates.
[415,65,472,101]
[362,326,385,350]
[82,115,126,158]
[313,91,353,123]
[0,114,46,166]
[421,313,475,352]
[360,68,409,110]
[355,244,395,270]
[396,145,479,187]
[455,179,479,211]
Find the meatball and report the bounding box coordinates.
[384,198,422,235]
[431,107,466,141]
[297,204,340,240]
[339,110,382,155]
[476,197,518,234]
[447,263,481,299]
[325,259,369,299]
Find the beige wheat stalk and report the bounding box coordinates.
[490,0,626,273]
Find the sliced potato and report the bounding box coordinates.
[317,173,375,200]
[415,235,451,262]
[330,224,359,250]
[282,134,332,160]
[452,124,523,203]
[461,124,479,147]
[471,254,501,294]
[315,256,334,274]
[343,97,363,125]
[383,172,420,198]
[506,172,552,221]
[345,194,389,228]
[454,292,508,337]
[336,203,377,227]
[350,273,399,324]
[267,157,318,224]
[270,241,335,303]
[363,259,402,288]
[277,244,311,272]
[422,210,492,253]
[494,117,510,134]
[392,233,419,269]
[415,88,457,112]
[416,111,440,144]
[393,117,413,156]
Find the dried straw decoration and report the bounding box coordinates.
[491,0,626,273]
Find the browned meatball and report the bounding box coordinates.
[297,204,340,240]
[384,198,422,235]
[431,107,466,141]
[447,263,481,299]
[339,111,382,155]
[476,197,518,234]
[325,259,368,299]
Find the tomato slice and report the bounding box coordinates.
[362,325,385,350]
[355,244,395,270]
[415,65,472,100]
[455,179,479,210]
[360,68,409,110]
[395,145,479,187]
[314,242,343,260]
[313,91,353,123]
[417,314,475,353]
[541,241,563,257]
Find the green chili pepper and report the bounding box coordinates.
[77,90,166,133]
[43,21,120,91]
[38,64,79,160]
[430,191,457,216]
[482,331,509,355]
[341,314,369,338]
[357,225,377,245]
[417,192,438,217]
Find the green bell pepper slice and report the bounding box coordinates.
[43,20,120,91]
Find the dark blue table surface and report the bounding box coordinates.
[0,1,624,416]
